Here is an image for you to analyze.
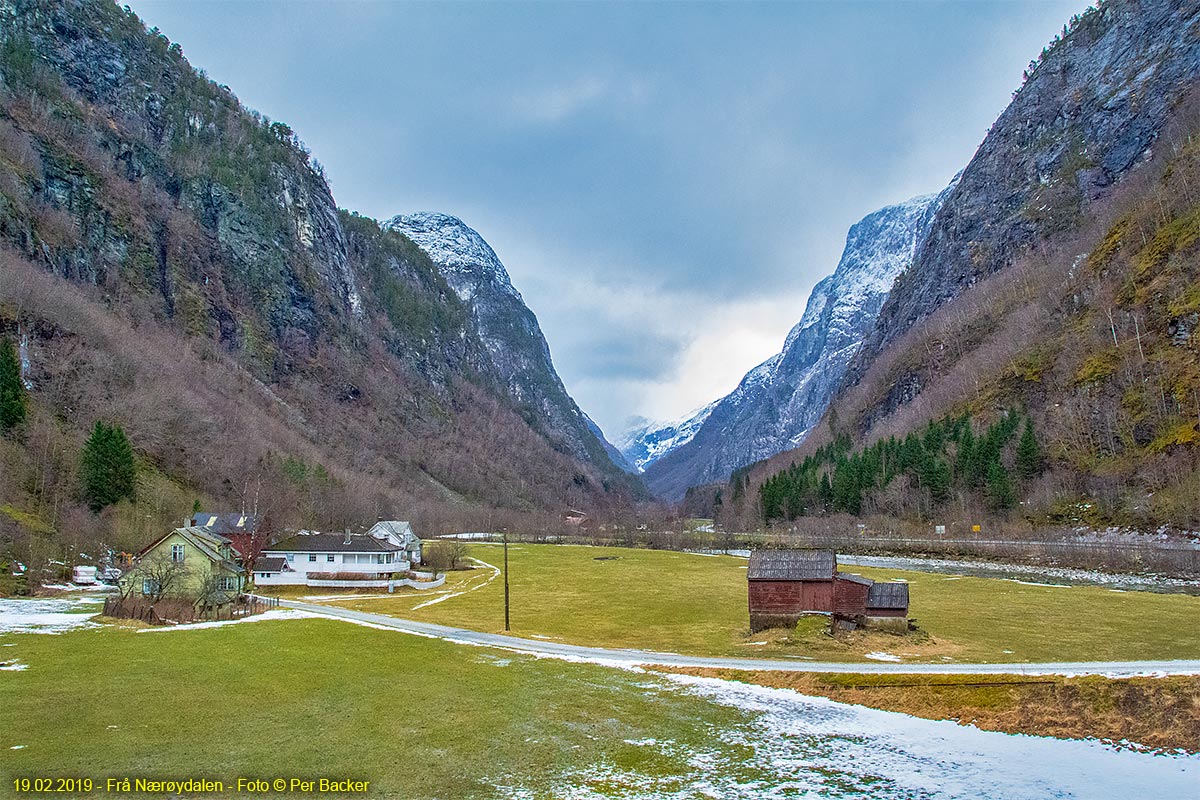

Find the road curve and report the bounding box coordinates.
[278,599,1200,677]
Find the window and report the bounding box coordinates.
[142,578,160,596]
[170,544,185,563]
[286,554,294,562]
[258,573,268,579]
[219,576,237,591]
[327,554,336,562]
[308,554,317,562]
[376,554,385,564]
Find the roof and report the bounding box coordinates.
[264,532,405,554]
[747,550,836,581]
[136,527,243,575]
[191,512,258,535]
[368,520,419,543]
[252,557,288,573]
[836,572,874,587]
[867,582,910,610]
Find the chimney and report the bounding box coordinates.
[344,529,351,545]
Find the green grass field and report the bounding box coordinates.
[0,620,765,799]
[320,543,1200,663]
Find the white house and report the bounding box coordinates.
[254,531,409,587]
[366,520,422,565]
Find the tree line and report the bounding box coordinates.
[759,409,1042,522]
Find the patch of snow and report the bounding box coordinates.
[10,745,25,750]
[864,652,903,663]
[0,597,102,635]
[412,557,500,609]
[1,661,28,671]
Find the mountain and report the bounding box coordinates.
[0,0,635,567]
[616,400,718,473]
[641,185,954,500]
[384,213,630,477]
[736,0,1200,531]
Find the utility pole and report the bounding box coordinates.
[502,527,510,632]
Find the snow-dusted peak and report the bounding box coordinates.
[616,399,719,472]
[384,212,522,303]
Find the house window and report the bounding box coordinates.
[327,554,336,562]
[170,544,185,563]
[286,554,294,562]
[258,573,268,579]
[308,554,317,562]
[376,554,385,564]
[219,576,237,591]
[142,578,160,596]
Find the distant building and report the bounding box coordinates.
[189,512,261,558]
[365,520,422,564]
[255,531,410,587]
[747,549,909,632]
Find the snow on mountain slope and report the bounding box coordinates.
[384,213,632,477]
[643,180,957,500]
[617,400,719,473]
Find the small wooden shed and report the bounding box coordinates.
[746,549,836,632]
[833,572,873,618]
[865,582,910,632]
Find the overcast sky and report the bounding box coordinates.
[130,0,1084,437]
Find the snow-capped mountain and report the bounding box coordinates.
[384,213,632,477]
[643,181,957,500]
[616,400,719,473]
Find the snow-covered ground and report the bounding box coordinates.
[0,596,103,635]
[498,674,1199,799]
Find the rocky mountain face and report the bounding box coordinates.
[617,400,718,473]
[735,0,1200,531]
[384,213,628,476]
[846,0,1200,424]
[642,186,954,500]
[0,0,634,547]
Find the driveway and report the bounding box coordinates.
[278,598,1200,676]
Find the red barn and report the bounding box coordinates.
[834,572,873,617]
[747,549,911,632]
[747,550,836,632]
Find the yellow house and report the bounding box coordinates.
[122,526,245,604]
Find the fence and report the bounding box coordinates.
[102,593,278,626]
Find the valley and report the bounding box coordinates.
[1,0,1199,797]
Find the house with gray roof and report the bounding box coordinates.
[256,530,410,587]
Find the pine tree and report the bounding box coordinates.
[985,459,1016,511]
[81,421,137,512]
[1016,419,1042,479]
[0,336,25,432]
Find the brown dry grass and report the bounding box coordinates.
[660,667,1200,753]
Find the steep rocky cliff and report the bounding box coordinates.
[846,0,1200,419]
[384,213,629,476]
[0,0,634,547]
[642,186,953,500]
[617,400,718,473]
[737,0,1200,530]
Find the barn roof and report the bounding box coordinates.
[867,582,909,610]
[747,549,835,581]
[836,572,874,587]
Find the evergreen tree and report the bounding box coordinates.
[1016,419,1042,479]
[818,472,833,510]
[0,336,25,432]
[81,421,137,512]
[985,459,1016,511]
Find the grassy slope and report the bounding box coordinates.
[322,544,1200,663]
[0,621,754,799]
